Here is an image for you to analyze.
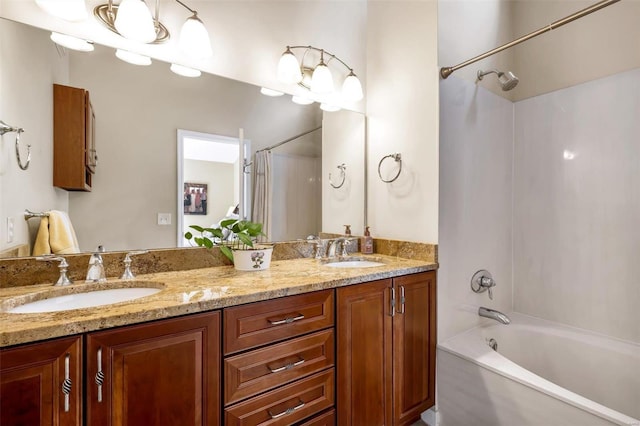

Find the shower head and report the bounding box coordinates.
[477,69,519,91]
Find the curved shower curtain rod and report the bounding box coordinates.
[256,126,322,153]
[440,0,621,80]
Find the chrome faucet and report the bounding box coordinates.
[36,255,73,286]
[306,236,326,259]
[120,250,149,280]
[86,245,106,283]
[479,307,511,325]
[327,238,350,258]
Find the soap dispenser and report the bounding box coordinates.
[86,245,106,283]
[361,227,374,254]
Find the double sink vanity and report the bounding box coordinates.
[0,247,437,426]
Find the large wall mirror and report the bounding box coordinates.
[0,18,366,258]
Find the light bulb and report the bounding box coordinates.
[277,47,302,84]
[170,64,201,78]
[342,71,363,102]
[260,88,284,97]
[35,0,88,22]
[310,62,334,94]
[50,32,94,52]
[114,0,156,43]
[320,103,341,112]
[179,14,212,59]
[116,49,152,66]
[291,96,314,105]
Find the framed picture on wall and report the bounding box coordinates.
[184,182,208,215]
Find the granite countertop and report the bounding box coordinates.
[0,255,437,347]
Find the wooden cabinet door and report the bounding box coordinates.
[0,336,82,426]
[336,279,393,426]
[392,271,436,426]
[86,311,220,426]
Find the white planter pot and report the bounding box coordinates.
[232,245,273,271]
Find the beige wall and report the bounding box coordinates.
[0,19,68,254]
[366,1,440,243]
[322,110,366,236]
[183,159,235,235]
[511,0,640,101]
[438,0,516,99]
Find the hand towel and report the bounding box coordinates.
[32,210,80,256]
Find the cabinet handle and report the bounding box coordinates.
[399,285,406,314]
[390,287,396,317]
[268,356,305,373]
[268,313,304,325]
[95,347,104,403]
[62,353,72,413]
[268,399,305,419]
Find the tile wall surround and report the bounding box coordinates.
[513,67,640,344]
[0,238,437,289]
[438,75,514,342]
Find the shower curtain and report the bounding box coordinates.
[252,150,272,241]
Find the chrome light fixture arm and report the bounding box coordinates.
[287,45,354,75]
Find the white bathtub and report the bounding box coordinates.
[437,313,640,426]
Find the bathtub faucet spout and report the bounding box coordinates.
[479,307,511,325]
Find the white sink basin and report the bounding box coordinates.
[324,260,385,268]
[6,287,162,314]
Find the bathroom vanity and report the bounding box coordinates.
[0,255,436,426]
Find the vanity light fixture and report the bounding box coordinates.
[115,49,152,66]
[170,63,201,78]
[320,103,341,112]
[50,32,94,52]
[35,0,88,22]
[260,87,284,97]
[291,96,314,105]
[93,0,212,58]
[277,45,364,103]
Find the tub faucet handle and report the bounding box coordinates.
[471,270,496,300]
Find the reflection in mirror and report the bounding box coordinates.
[0,18,365,258]
[177,130,248,248]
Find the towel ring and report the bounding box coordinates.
[378,153,402,183]
[329,163,347,189]
[1,120,30,170]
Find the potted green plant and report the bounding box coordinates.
[185,219,274,271]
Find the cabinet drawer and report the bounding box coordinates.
[225,329,334,405]
[296,408,335,426]
[225,369,334,426]
[224,290,334,355]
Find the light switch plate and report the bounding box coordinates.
[157,213,171,226]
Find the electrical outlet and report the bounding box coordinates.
[6,217,14,243]
[157,213,171,226]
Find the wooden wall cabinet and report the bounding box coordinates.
[53,83,96,191]
[337,271,437,426]
[1,336,82,426]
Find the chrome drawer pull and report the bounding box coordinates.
[95,347,104,403]
[390,287,396,317]
[268,313,304,325]
[399,285,406,314]
[268,356,305,373]
[62,353,72,413]
[268,399,305,419]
